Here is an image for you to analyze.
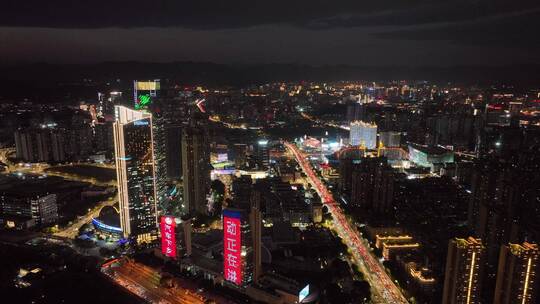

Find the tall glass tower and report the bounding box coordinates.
[133,80,168,211]
[113,106,158,244]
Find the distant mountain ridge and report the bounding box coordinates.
[1,61,540,103]
[2,62,540,85]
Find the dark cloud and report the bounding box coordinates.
[1,0,416,29]
[1,0,540,66]
[375,8,540,47]
[1,0,538,30]
[307,1,540,29]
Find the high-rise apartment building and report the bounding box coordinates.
[256,139,270,170]
[231,175,253,206]
[14,128,66,163]
[0,193,58,226]
[469,159,522,284]
[494,242,539,304]
[379,131,401,147]
[181,127,210,215]
[165,126,183,180]
[113,106,158,244]
[93,121,114,156]
[350,157,395,214]
[346,102,365,123]
[250,191,263,284]
[232,143,248,169]
[157,92,190,182]
[349,121,377,149]
[338,158,355,194]
[98,91,122,119]
[442,237,485,304]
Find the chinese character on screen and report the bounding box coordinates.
[226,269,237,282]
[226,221,237,235]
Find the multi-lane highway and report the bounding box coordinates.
[285,141,408,304]
[103,259,208,304]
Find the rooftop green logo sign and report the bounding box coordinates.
[135,94,151,109]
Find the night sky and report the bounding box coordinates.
[1,0,540,66]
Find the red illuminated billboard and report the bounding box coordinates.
[223,209,242,285]
[161,216,176,258]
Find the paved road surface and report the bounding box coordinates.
[103,259,236,304]
[285,142,408,304]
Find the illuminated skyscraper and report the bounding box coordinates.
[349,121,377,149]
[113,106,158,243]
[442,237,485,304]
[494,242,539,304]
[133,80,168,209]
[181,126,210,215]
[256,139,270,170]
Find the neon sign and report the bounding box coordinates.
[161,216,176,258]
[92,218,122,233]
[133,120,149,126]
[299,284,310,302]
[136,81,159,91]
[223,209,242,285]
[135,94,151,110]
[195,98,206,113]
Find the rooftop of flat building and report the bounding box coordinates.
[408,143,452,155]
[350,120,377,128]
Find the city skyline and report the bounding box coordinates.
[1,2,540,304]
[1,80,540,303]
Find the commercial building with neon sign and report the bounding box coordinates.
[223,208,253,287]
[160,216,176,259]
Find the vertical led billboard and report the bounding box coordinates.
[223,209,242,285]
[161,216,176,258]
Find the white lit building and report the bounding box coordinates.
[349,121,377,149]
[113,106,158,243]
